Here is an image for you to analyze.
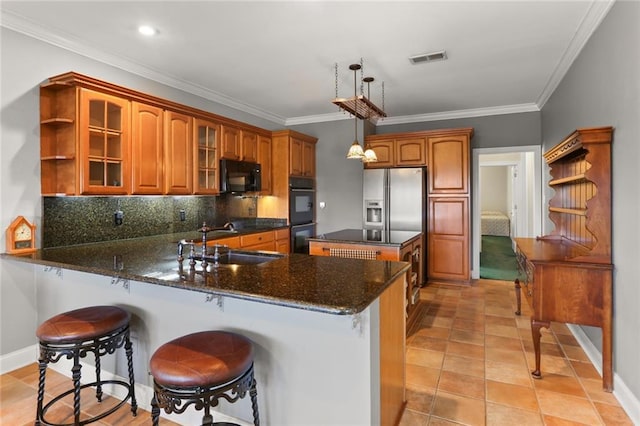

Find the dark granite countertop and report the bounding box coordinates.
[309,229,423,247]
[3,230,410,315]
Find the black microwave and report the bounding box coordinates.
[220,159,261,193]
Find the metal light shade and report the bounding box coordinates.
[362,145,378,163]
[347,140,365,159]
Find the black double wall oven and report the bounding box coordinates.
[289,177,316,253]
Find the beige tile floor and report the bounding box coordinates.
[400,279,633,426]
[0,278,633,425]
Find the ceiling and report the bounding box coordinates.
[1,1,614,126]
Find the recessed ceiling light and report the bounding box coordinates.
[138,25,157,36]
[409,50,448,65]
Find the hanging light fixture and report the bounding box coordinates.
[361,76,378,163]
[346,64,365,159]
[333,58,386,162]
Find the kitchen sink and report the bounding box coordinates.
[213,250,283,266]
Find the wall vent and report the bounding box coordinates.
[409,50,448,65]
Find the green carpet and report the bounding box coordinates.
[480,235,524,281]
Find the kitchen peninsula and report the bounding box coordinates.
[4,232,409,426]
[308,229,424,331]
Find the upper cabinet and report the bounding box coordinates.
[257,135,272,194]
[164,111,193,195]
[193,118,220,195]
[363,135,426,168]
[39,72,274,197]
[41,83,132,196]
[258,130,317,220]
[220,126,259,162]
[240,130,258,163]
[131,102,163,194]
[290,136,316,177]
[427,130,471,194]
[220,125,241,160]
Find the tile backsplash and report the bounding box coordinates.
[42,194,261,248]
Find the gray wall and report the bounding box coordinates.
[376,111,541,149]
[289,120,366,235]
[540,0,640,401]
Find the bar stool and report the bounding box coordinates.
[35,305,137,425]
[150,330,259,426]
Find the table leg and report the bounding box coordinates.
[531,319,550,379]
[514,279,522,316]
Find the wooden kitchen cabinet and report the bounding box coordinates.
[240,130,258,163]
[39,72,275,198]
[240,230,275,251]
[164,111,193,194]
[193,118,220,194]
[290,136,316,177]
[258,130,317,221]
[257,135,272,194]
[428,197,469,282]
[79,89,131,195]
[275,228,290,253]
[308,230,424,332]
[220,125,241,160]
[427,131,470,194]
[131,102,163,194]
[363,135,426,168]
[397,137,427,166]
[206,235,240,249]
[363,128,473,284]
[40,82,81,195]
[365,139,394,167]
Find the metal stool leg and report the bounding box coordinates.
[124,330,138,415]
[250,376,260,426]
[94,340,103,402]
[71,353,82,425]
[35,357,47,425]
[151,393,160,426]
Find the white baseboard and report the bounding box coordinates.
[0,347,250,426]
[0,344,38,374]
[568,324,640,425]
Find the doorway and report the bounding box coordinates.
[471,146,542,279]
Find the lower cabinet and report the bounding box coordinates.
[207,229,290,254]
[428,197,469,282]
[308,235,424,332]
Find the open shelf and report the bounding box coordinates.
[549,207,587,216]
[549,173,586,186]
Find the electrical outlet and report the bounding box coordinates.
[114,210,124,226]
[179,209,186,222]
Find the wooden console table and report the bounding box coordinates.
[514,127,613,392]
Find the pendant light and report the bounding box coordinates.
[346,64,365,159]
[361,76,378,163]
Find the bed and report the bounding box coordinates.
[481,210,510,236]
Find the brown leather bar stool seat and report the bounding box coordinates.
[150,330,259,426]
[35,305,137,425]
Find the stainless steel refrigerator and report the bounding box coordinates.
[363,168,426,233]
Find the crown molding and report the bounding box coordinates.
[536,0,615,109]
[375,103,540,126]
[0,10,287,126]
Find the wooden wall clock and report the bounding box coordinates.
[6,216,37,255]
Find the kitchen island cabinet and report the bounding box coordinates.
[308,229,425,333]
[4,233,409,426]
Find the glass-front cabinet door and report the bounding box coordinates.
[194,118,220,194]
[79,89,130,194]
